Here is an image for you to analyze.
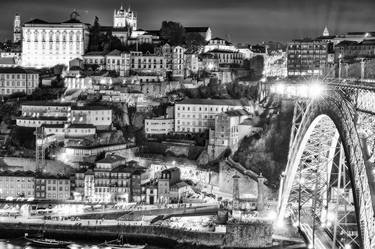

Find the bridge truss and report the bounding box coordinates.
[271,82,375,249]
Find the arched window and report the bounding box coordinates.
[41,30,46,42]
[69,31,74,42]
[34,31,38,42]
[62,31,67,42]
[76,31,81,42]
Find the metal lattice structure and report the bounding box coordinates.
[275,83,375,249]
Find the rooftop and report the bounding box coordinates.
[161,167,180,174]
[171,181,189,189]
[106,49,122,56]
[68,124,96,129]
[0,67,38,74]
[17,116,67,121]
[224,109,251,117]
[0,170,35,177]
[96,154,126,164]
[41,124,65,129]
[71,106,112,111]
[177,98,244,106]
[0,57,16,65]
[21,101,71,107]
[84,51,106,56]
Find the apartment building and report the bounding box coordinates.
[0,67,39,95]
[174,99,244,133]
[35,174,70,200]
[0,171,35,199]
[208,109,251,159]
[70,106,112,130]
[130,51,166,76]
[144,117,174,135]
[287,39,328,77]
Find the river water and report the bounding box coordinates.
[0,238,165,249]
[0,239,307,249]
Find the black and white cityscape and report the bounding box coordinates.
[0,0,374,248]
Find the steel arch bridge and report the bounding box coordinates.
[265,81,375,249]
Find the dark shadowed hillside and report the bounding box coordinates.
[233,100,294,188]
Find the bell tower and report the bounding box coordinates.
[13,13,21,43]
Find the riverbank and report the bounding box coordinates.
[0,220,273,248]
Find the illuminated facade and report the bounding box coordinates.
[287,39,328,77]
[144,117,174,135]
[113,5,137,31]
[174,99,244,133]
[0,67,39,95]
[13,13,21,43]
[21,12,90,68]
[0,171,35,199]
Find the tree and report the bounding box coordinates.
[185,32,206,49]
[88,16,102,51]
[160,21,186,46]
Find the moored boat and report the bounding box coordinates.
[24,233,72,248]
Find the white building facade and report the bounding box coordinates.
[21,14,90,68]
[0,67,39,95]
[174,99,244,133]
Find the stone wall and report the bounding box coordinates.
[0,157,72,174]
[219,161,258,197]
[0,221,273,248]
[225,221,273,248]
[218,160,275,200]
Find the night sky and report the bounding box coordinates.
[1,0,375,43]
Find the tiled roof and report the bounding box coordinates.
[208,49,238,54]
[171,181,189,189]
[0,170,35,177]
[0,57,16,65]
[84,51,106,56]
[25,19,50,24]
[21,101,71,107]
[335,40,359,47]
[106,49,122,56]
[224,109,250,117]
[0,67,30,74]
[17,116,67,121]
[177,98,243,106]
[97,154,126,164]
[41,124,65,129]
[68,124,96,129]
[71,105,111,111]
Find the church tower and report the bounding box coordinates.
[13,13,21,43]
[113,4,137,31]
[323,26,330,37]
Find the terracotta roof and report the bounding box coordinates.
[71,105,111,111]
[177,98,243,106]
[97,154,126,164]
[106,49,122,56]
[0,57,16,65]
[68,124,96,129]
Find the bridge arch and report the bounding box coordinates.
[278,91,375,249]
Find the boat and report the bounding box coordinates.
[103,235,146,249]
[24,233,72,248]
[104,240,146,249]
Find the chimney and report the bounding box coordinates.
[257,173,265,211]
